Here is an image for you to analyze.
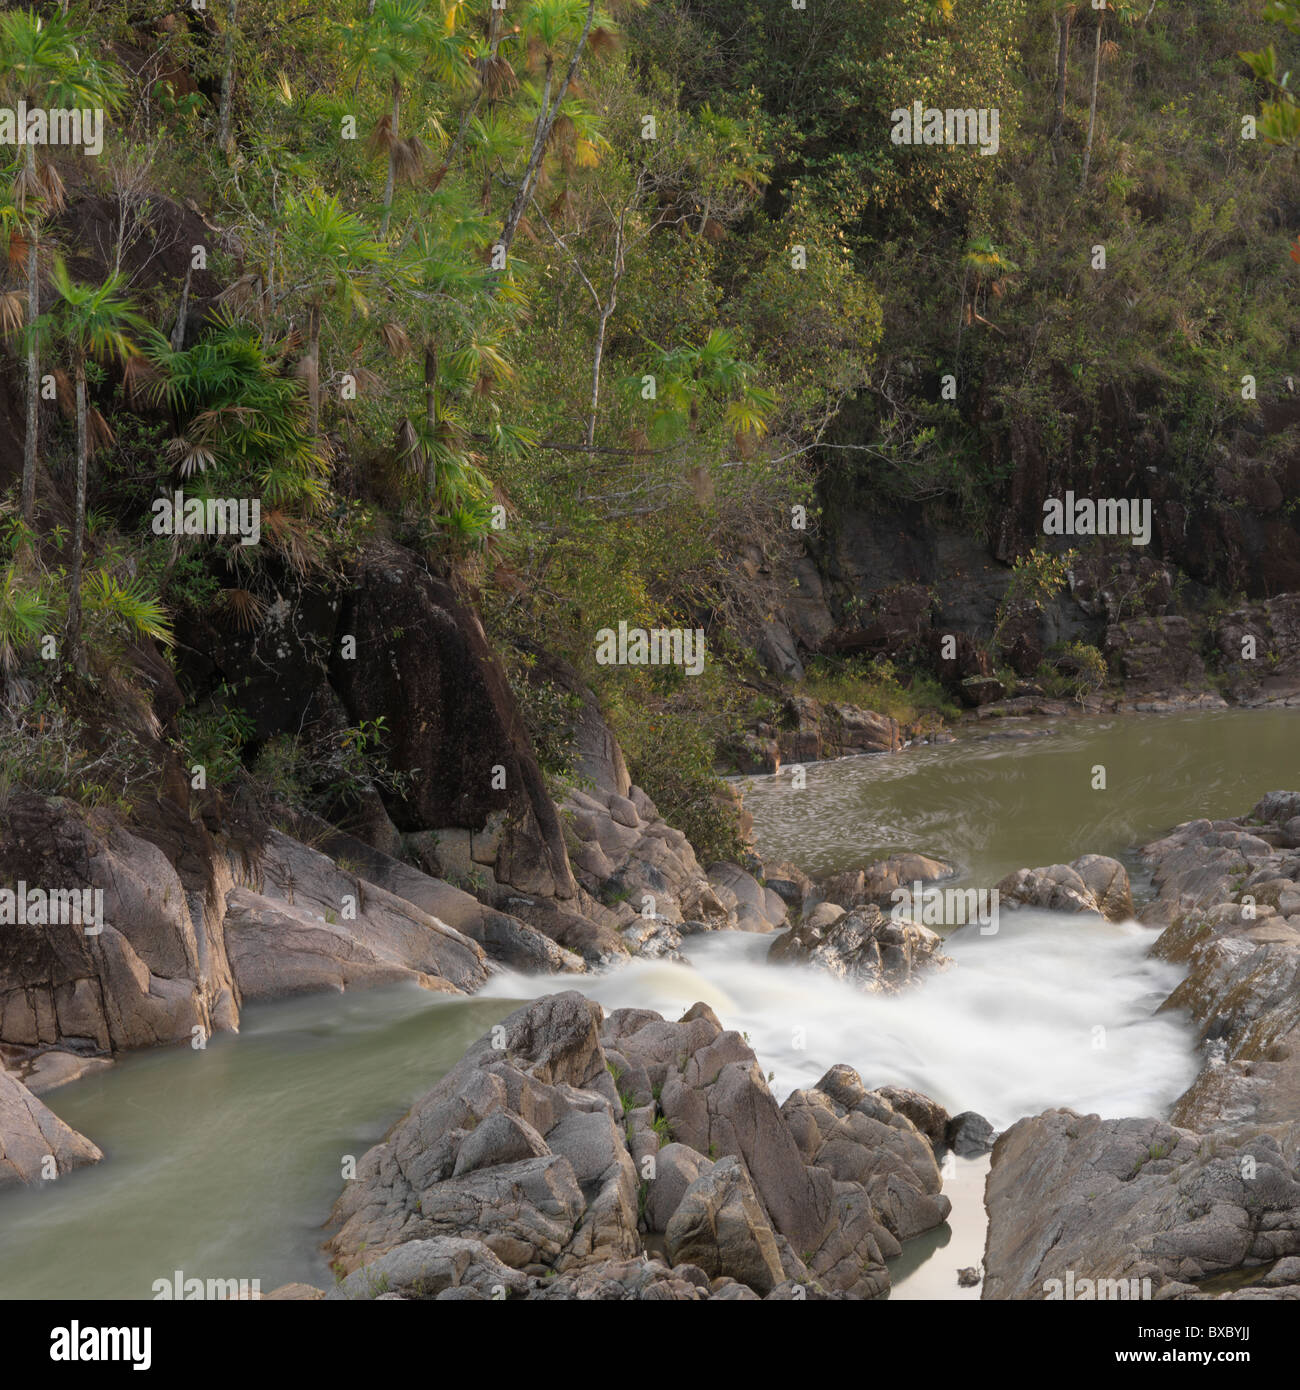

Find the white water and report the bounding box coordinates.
[482,911,1197,1131]
[9,709,1262,1300]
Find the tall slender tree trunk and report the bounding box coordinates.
[21,143,40,526]
[424,343,437,502]
[68,364,88,666]
[171,260,194,351]
[586,308,611,449]
[498,0,597,268]
[432,10,502,190]
[22,237,39,524]
[585,220,627,448]
[381,77,400,237]
[306,301,322,439]
[1081,14,1104,189]
[1054,9,1072,144]
[218,0,239,153]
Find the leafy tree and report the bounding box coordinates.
[1242,1,1300,148]
[146,313,329,511]
[496,0,620,265]
[339,0,470,235]
[282,191,392,440]
[0,9,126,524]
[46,260,148,663]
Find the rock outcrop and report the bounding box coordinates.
[0,1063,102,1188]
[324,992,952,1299]
[1140,796,1300,1133]
[982,793,1300,1303]
[0,794,237,1053]
[812,853,956,913]
[983,1109,1300,1300]
[994,854,1133,922]
[768,904,951,992]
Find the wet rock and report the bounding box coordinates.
[0,1063,102,1187]
[1072,854,1134,921]
[762,861,812,906]
[946,1111,996,1157]
[823,703,901,755]
[995,855,1132,922]
[768,904,952,992]
[814,854,956,912]
[20,1052,113,1095]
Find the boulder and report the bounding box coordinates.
[768,904,952,992]
[326,992,632,1276]
[946,1111,996,1157]
[328,540,575,899]
[0,1064,102,1187]
[664,1156,786,1294]
[995,855,1132,922]
[223,829,489,1000]
[815,854,956,911]
[707,862,786,933]
[875,1086,950,1150]
[325,995,958,1302]
[644,1144,714,1233]
[309,822,580,974]
[781,1069,952,1243]
[0,793,236,1053]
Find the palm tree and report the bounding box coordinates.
[146,312,328,510]
[47,260,147,664]
[956,236,1018,359]
[429,3,518,191]
[637,328,773,445]
[283,192,390,440]
[0,9,126,525]
[1080,1,1134,190]
[497,0,613,267]
[1053,3,1078,147]
[342,0,468,236]
[217,0,239,154]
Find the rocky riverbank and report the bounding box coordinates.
[982,792,1300,1300]
[4,723,1298,1302]
[293,789,1300,1302]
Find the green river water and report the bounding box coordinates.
[1,706,1295,1300]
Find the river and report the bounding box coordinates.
[1,706,1295,1300]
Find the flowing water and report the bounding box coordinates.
[2,707,1296,1300]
